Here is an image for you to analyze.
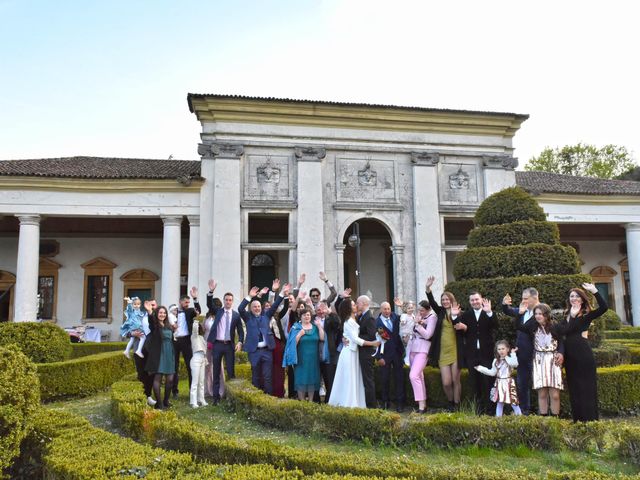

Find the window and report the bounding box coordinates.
[82,257,116,323]
[590,266,617,313]
[249,252,276,289]
[38,257,61,322]
[120,269,158,313]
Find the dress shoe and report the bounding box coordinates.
[212,397,220,406]
[163,400,172,409]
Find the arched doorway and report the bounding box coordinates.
[250,252,277,290]
[342,219,394,303]
[0,271,16,322]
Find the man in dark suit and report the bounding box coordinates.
[240,283,291,394]
[502,287,539,415]
[453,290,496,415]
[206,279,245,405]
[313,300,341,402]
[375,301,406,412]
[357,295,378,409]
[172,287,201,397]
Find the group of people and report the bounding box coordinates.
[122,271,607,422]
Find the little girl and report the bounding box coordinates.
[518,303,564,416]
[190,318,208,408]
[399,301,416,347]
[120,297,146,359]
[475,340,522,417]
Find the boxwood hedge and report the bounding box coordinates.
[474,186,547,226]
[453,243,580,280]
[69,341,128,359]
[0,345,40,476]
[467,220,559,248]
[0,321,71,363]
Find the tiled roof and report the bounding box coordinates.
[0,157,202,180]
[187,93,529,119]
[516,171,640,196]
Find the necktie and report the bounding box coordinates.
[384,317,392,331]
[224,311,231,341]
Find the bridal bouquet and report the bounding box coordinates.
[372,327,390,357]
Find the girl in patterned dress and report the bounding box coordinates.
[517,303,564,416]
[475,340,522,417]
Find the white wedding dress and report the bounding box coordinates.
[328,317,366,408]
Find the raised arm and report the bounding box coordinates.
[475,360,498,377]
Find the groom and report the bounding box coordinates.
[356,295,378,408]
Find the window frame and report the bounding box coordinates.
[81,257,116,324]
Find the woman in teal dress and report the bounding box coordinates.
[293,307,325,401]
[144,305,177,409]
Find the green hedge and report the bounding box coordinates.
[467,220,559,248]
[0,322,71,363]
[601,309,622,330]
[453,243,580,280]
[69,341,128,359]
[12,409,372,480]
[0,346,40,477]
[445,273,592,310]
[474,187,547,226]
[605,328,640,340]
[37,351,135,401]
[110,380,628,479]
[593,343,632,367]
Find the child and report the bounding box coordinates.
[168,304,178,340]
[399,301,416,348]
[475,340,522,417]
[518,303,564,416]
[190,318,208,408]
[120,297,146,359]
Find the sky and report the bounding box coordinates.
[0,0,638,167]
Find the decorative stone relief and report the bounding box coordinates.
[198,142,244,159]
[482,155,519,170]
[244,154,292,201]
[335,157,397,203]
[411,151,440,166]
[438,163,480,205]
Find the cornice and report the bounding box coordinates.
[0,177,203,192]
[533,193,640,205]
[189,97,527,138]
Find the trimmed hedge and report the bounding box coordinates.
[0,321,71,363]
[605,328,640,340]
[0,346,40,477]
[110,380,628,480]
[13,409,371,480]
[593,343,632,367]
[467,220,559,248]
[225,378,609,452]
[601,309,622,331]
[474,186,546,226]
[445,273,592,310]
[453,243,580,280]
[69,341,128,359]
[37,351,134,401]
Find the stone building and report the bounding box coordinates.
[0,95,638,339]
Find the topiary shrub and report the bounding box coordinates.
[467,220,559,248]
[601,309,622,331]
[474,186,546,226]
[0,322,71,363]
[0,345,40,477]
[453,244,580,280]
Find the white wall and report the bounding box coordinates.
[575,240,627,321]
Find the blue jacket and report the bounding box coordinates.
[240,294,284,353]
[205,306,244,345]
[502,305,534,361]
[282,321,302,367]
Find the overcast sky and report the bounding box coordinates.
[1,0,638,167]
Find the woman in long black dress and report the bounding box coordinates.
[553,282,607,422]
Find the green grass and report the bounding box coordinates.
[47,379,640,476]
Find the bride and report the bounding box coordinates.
[329,298,380,408]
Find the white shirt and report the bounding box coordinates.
[523,309,533,324]
[176,310,189,337]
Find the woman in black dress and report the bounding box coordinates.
[553,282,607,422]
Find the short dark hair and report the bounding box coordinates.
[179,295,190,302]
[223,292,234,300]
[468,290,482,298]
[309,288,321,297]
[418,300,431,311]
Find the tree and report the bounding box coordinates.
[525,143,636,179]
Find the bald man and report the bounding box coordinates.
[375,302,406,412]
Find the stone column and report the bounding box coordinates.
[390,244,405,302]
[482,155,518,197]
[187,216,200,293]
[161,216,182,308]
[626,223,640,326]
[14,214,40,322]
[334,243,346,291]
[205,142,244,297]
[411,152,444,297]
[197,144,215,292]
[295,146,326,281]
